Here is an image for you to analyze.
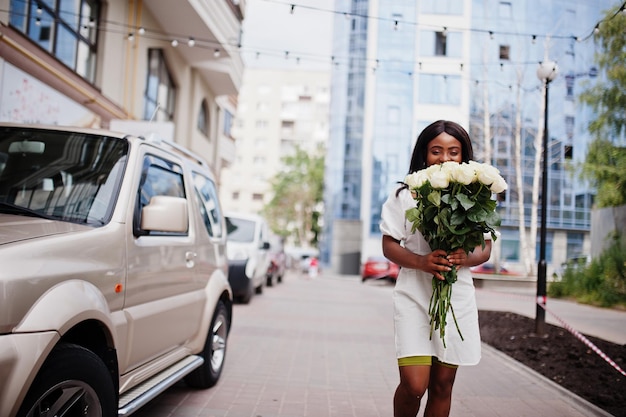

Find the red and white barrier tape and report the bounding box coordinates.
[537,301,626,377]
[481,289,626,377]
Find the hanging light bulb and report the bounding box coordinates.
[290,4,295,14]
[171,39,179,47]
[213,48,221,58]
[127,32,134,41]
[188,37,195,47]
[489,31,494,40]
[138,27,145,35]
[593,24,600,34]
[532,35,537,44]
[393,20,399,31]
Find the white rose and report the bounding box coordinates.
[476,164,502,187]
[405,171,428,189]
[451,163,476,185]
[490,176,508,193]
[429,169,450,189]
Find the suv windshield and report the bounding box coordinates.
[226,217,256,243]
[0,127,128,226]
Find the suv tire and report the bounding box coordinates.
[185,300,230,389]
[18,343,116,417]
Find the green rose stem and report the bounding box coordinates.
[428,260,464,349]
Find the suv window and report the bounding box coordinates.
[134,154,186,236]
[0,127,128,226]
[192,172,223,238]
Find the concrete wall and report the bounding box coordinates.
[590,204,626,257]
[331,219,362,275]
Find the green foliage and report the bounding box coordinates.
[262,145,324,246]
[578,4,626,208]
[548,234,626,308]
[578,139,626,207]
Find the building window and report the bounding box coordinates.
[144,49,176,121]
[435,32,447,56]
[252,193,263,201]
[232,191,240,200]
[564,145,573,162]
[388,106,400,124]
[9,0,100,83]
[566,232,585,259]
[420,0,463,14]
[420,30,462,57]
[499,1,512,18]
[197,99,209,136]
[499,45,510,60]
[565,116,575,139]
[565,74,575,99]
[418,74,461,105]
[223,109,233,136]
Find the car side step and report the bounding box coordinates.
[118,355,204,416]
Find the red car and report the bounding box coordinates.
[362,256,399,282]
[470,262,519,275]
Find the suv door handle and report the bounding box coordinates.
[185,251,197,268]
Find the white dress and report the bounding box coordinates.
[380,188,483,366]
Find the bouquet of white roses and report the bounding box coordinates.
[404,161,507,347]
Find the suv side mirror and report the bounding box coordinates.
[141,196,188,233]
[261,241,270,250]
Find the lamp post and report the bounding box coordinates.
[535,60,558,335]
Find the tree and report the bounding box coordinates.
[263,145,325,247]
[579,3,626,208]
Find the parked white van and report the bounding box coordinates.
[225,212,272,303]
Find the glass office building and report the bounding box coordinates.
[321,0,616,274]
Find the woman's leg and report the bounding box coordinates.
[423,361,458,417]
[393,364,431,417]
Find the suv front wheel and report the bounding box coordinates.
[18,343,116,417]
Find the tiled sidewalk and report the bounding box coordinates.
[132,272,615,417]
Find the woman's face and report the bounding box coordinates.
[426,132,463,167]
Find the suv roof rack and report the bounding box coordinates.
[141,133,209,169]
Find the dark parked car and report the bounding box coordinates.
[362,256,399,282]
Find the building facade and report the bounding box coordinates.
[322,0,616,275]
[0,0,245,178]
[223,68,330,215]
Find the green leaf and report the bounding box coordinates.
[455,193,475,210]
[428,190,441,207]
[467,208,487,223]
[450,210,466,226]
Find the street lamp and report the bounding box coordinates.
[535,60,558,335]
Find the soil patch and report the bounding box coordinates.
[479,310,626,417]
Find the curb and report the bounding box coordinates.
[481,343,614,417]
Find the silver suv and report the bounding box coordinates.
[0,124,233,417]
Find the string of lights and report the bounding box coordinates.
[3,0,623,79]
[262,0,626,42]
